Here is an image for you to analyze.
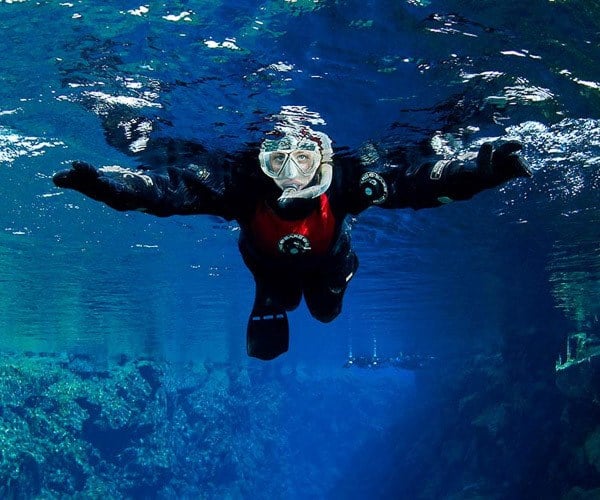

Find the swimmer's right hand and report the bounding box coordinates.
[52,161,129,206]
[53,161,100,192]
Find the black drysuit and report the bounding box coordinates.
[53,139,531,359]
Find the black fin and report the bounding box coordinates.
[246,309,289,360]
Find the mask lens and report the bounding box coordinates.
[264,149,318,178]
[266,152,290,175]
[290,150,317,174]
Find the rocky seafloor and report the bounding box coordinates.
[0,351,407,499]
[1,353,286,498]
[1,328,600,499]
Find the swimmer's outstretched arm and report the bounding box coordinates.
[355,141,532,211]
[53,161,229,217]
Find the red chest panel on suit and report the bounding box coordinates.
[250,194,336,256]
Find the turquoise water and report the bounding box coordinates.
[0,1,599,498]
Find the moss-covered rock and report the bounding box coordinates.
[0,353,293,498]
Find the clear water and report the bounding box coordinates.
[0,0,598,498]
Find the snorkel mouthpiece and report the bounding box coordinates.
[277,162,332,201]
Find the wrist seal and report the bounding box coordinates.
[430,159,453,180]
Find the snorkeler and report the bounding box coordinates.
[52,116,531,360]
[344,353,435,370]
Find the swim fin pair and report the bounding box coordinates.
[246,306,289,360]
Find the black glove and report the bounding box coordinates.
[432,140,532,202]
[53,161,108,200]
[53,161,98,190]
[53,161,151,210]
[476,140,532,188]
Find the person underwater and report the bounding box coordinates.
[53,120,531,360]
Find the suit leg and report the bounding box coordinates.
[304,250,358,323]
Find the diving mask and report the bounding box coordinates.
[259,130,333,200]
[263,149,320,179]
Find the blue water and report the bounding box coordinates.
[0,1,599,498]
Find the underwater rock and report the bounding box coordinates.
[80,410,153,457]
[563,486,600,500]
[556,353,600,400]
[471,402,507,436]
[583,427,600,474]
[0,352,297,497]
[137,360,163,395]
[0,451,41,498]
[385,349,573,499]
[64,353,110,379]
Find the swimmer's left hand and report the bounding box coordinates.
[476,141,532,187]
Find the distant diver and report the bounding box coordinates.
[344,353,436,370]
[53,109,531,360]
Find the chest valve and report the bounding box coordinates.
[278,234,312,256]
[360,171,388,205]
